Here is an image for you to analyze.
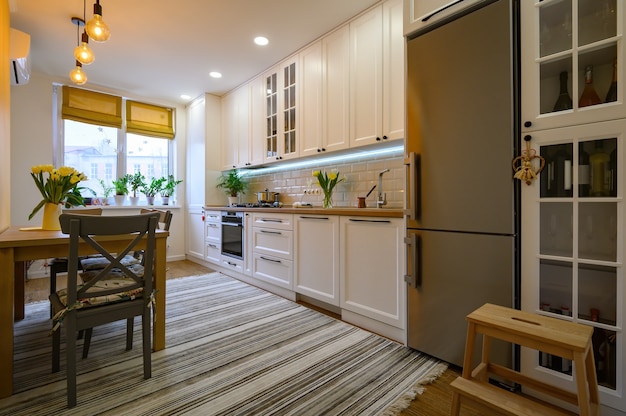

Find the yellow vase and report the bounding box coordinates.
[42,202,61,230]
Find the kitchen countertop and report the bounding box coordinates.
[204,205,404,218]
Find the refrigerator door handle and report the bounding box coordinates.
[404,152,418,221]
[404,233,421,288]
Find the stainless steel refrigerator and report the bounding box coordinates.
[405,0,520,369]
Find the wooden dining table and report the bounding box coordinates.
[0,225,168,398]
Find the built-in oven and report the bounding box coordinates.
[221,211,244,260]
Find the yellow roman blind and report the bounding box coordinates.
[61,85,122,128]
[126,100,175,139]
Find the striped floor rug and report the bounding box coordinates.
[1,272,446,416]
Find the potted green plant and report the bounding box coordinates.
[216,169,247,206]
[98,179,114,205]
[141,176,165,205]
[112,174,130,205]
[161,174,183,205]
[128,172,146,205]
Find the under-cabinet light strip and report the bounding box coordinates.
[241,145,404,176]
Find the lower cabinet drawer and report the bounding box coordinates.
[205,222,221,240]
[252,252,293,290]
[205,241,220,264]
[221,256,244,273]
[253,228,293,260]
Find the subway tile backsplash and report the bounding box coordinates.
[240,152,405,208]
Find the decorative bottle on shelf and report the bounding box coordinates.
[553,145,572,197]
[579,66,602,108]
[553,71,573,111]
[605,58,618,103]
[590,141,610,196]
[579,144,590,197]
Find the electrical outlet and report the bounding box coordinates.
[312,188,321,195]
[303,188,321,195]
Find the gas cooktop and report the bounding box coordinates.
[228,202,282,208]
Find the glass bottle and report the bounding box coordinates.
[590,141,610,196]
[605,58,617,103]
[553,71,573,111]
[578,143,590,197]
[579,66,602,108]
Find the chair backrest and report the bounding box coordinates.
[140,208,173,231]
[59,212,160,305]
[62,208,103,216]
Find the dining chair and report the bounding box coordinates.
[80,208,172,358]
[50,212,160,408]
[48,208,103,297]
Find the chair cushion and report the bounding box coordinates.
[80,263,144,283]
[80,254,140,271]
[55,270,145,309]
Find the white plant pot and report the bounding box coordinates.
[129,196,140,206]
[228,196,238,206]
[161,196,170,205]
[114,195,126,206]
[146,196,155,205]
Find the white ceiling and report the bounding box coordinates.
[9,0,381,105]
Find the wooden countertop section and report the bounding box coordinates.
[204,205,404,218]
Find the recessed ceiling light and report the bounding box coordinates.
[209,71,222,78]
[254,36,269,46]
[180,94,191,100]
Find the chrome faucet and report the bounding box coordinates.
[377,169,390,208]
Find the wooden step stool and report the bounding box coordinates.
[450,303,600,416]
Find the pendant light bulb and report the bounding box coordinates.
[74,32,95,65]
[70,61,88,85]
[86,1,110,42]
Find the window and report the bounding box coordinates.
[57,86,175,199]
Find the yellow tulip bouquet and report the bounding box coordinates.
[313,169,345,209]
[29,164,88,220]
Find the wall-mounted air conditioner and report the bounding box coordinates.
[10,28,31,85]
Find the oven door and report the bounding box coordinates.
[221,221,243,260]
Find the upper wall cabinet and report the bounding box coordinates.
[263,55,299,164]
[300,26,350,158]
[350,0,404,148]
[221,86,247,170]
[403,0,485,36]
[521,0,625,132]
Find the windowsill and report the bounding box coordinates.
[72,204,181,210]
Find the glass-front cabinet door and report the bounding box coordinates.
[521,119,626,411]
[263,56,299,164]
[521,0,624,132]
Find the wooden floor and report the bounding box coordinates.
[24,259,499,416]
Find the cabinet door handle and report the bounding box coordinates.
[208,223,218,228]
[422,0,464,22]
[260,229,282,235]
[259,218,283,223]
[299,216,329,220]
[208,243,218,249]
[348,219,391,224]
[404,233,421,288]
[260,256,282,264]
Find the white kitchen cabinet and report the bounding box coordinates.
[521,0,625,133]
[221,85,250,170]
[248,75,265,167]
[263,56,299,163]
[185,97,207,261]
[339,216,405,340]
[300,26,350,157]
[520,2,626,412]
[204,210,221,265]
[403,0,484,36]
[350,0,404,148]
[251,212,294,289]
[294,214,340,306]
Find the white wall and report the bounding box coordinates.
[9,71,188,262]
